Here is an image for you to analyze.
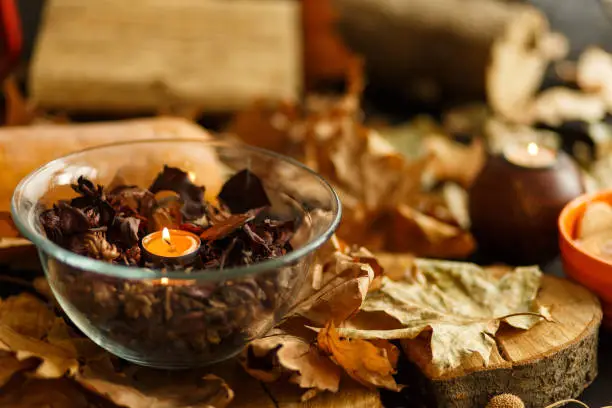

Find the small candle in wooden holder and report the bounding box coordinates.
[503,142,556,168]
[142,227,200,266]
[469,141,585,265]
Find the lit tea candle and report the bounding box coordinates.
[503,142,557,168]
[142,227,200,265]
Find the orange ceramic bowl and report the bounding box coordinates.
[559,190,612,327]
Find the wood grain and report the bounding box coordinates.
[402,275,602,407]
[30,0,302,113]
[211,359,382,408]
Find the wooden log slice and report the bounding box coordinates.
[402,275,602,408]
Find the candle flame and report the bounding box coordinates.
[162,228,172,245]
[160,277,169,285]
[188,171,196,182]
[527,142,539,156]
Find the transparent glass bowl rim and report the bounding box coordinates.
[11,138,342,282]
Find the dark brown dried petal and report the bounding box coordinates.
[56,202,91,235]
[149,166,206,220]
[107,216,141,248]
[40,209,62,243]
[217,169,271,214]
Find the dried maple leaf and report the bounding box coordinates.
[76,358,234,408]
[316,322,401,391]
[338,259,548,374]
[387,204,475,258]
[241,327,341,398]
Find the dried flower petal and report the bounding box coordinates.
[217,169,271,214]
[149,165,206,220]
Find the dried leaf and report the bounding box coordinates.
[241,329,341,394]
[529,87,607,126]
[441,182,471,230]
[0,351,37,387]
[0,294,89,379]
[226,100,298,152]
[338,259,547,373]
[0,293,55,339]
[0,378,96,408]
[0,211,20,238]
[200,211,258,241]
[577,47,612,109]
[2,77,37,126]
[422,135,485,188]
[76,359,234,408]
[317,322,401,391]
[0,325,79,378]
[292,245,382,325]
[387,204,475,258]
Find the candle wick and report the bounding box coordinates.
[163,237,177,252]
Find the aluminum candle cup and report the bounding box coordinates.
[141,228,201,266]
[11,139,341,368]
[469,141,585,265]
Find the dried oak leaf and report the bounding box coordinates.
[76,359,234,408]
[241,328,341,397]
[387,204,475,258]
[338,259,547,374]
[316,322,401,391]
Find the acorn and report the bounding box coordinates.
[486,393,525,408]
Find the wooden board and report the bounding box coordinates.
[402,275,602,408]
[30,0,302,113]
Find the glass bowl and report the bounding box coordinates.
[11,139,341,368]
